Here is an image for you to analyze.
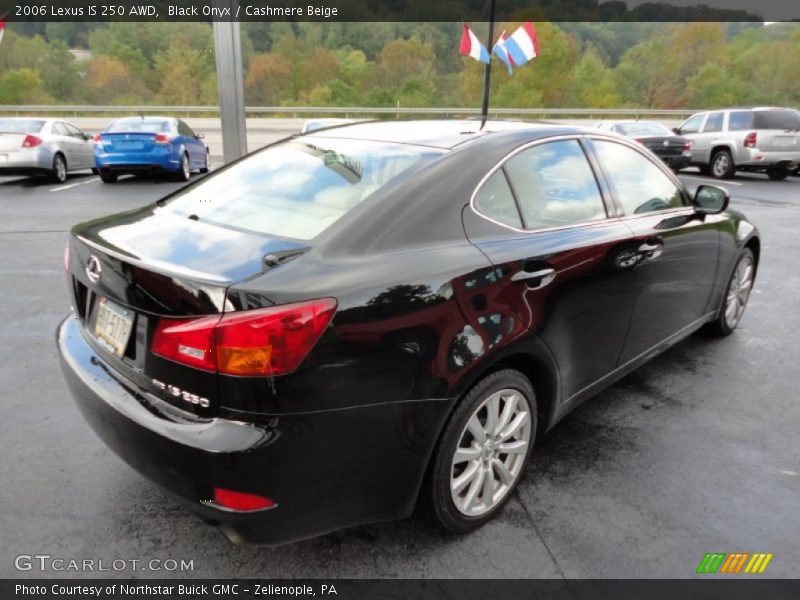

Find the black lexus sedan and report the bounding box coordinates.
[58,120,759,544]
[596,120,693,172]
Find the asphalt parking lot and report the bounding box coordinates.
[1,165,798,579]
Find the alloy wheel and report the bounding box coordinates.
[55,156,67,182]
[450,388,531,517]
[724,256,754,329]
[713,153,729,178]
[182,154,190,179]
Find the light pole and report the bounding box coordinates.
[212,0,247,163]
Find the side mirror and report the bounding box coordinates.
[195,133,205,140]
[672,127,681,135]
[694,185,729,215]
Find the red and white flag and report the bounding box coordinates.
[459,24,490,64]
[0,15,7,45]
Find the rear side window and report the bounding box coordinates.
[592,140,686,215]
[728,111,754,131]
[753,110,800,130]
[52,123,69,136]
[474,171,523,229]
[0,119,44,133]
[163,138,440,240]
[703,112,724,133]
[504,140,607,230]
[106,119,170,134]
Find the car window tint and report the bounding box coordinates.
[107,119,169,134]
[505,140,606,230]
[178,120,194,136]
[163,138,441,240]
[728,111,754,131]
[680,114,705,134]
[473,170,523,229]
[0,119,45,133]
[703,112,724,133]
[52,123,69,136]
[753,110,800,130]
[65,123,84,139]
[617,122,672,136]
[593,140,686,215]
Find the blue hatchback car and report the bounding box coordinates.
[94,117,209,183]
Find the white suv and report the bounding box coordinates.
[675,107,800,180]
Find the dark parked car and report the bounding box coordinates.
[596,120,692,172]
[58,121,759,544]
[94,116,209,183]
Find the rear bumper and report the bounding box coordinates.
[56,314,446,545]
[95,149,180,174]
[657,155,691,170]
[0,148,51,173]
[736,149,800,168]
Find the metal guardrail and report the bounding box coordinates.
[0,105,698,119]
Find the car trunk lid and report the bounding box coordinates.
[66,206,307,416]
[97,132,162,153]
[0,133,28,152]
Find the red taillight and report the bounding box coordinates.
[744,132,757,148]
[22,135,42,148]
[93,133,103,143]
[151,298,337,376]
[152,315,221,372]
[154,133,171,144]
[213,488,275,512]
[634,137,644,143]
[682,140,692,155]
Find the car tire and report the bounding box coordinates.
[99,172,118,184]
[766,167,789,181]
[199,152,209,174]
[50,154,67,183]
[709,248,755,336]
[711,149,735,179]
[422,369,537,534]
[176,152,191,182]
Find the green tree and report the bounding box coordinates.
[0,69,49,103]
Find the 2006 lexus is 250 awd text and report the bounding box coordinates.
[58,121,759,544]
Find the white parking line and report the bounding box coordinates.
[680,175,744,186]
[49,177,100,193]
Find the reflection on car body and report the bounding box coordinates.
[57,120,760,545]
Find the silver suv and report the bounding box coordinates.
[675,107,800,180]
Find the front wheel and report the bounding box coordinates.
[711,149,735,179]
[423,369,537,533]
[709,249,755,336]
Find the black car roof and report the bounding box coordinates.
[308,119,589,150]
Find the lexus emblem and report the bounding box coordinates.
[85,255,102,283]
[663,140,670,147]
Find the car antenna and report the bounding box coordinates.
[479,0,497,131]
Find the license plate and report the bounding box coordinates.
[116,141,143,150]
[773,137,794,147]
[94,297,134,357]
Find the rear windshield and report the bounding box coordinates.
[106,119,170,134]
[753,110,800,130]
[0,119,45,134]
[162,138,442,240]
[617,122,671,136]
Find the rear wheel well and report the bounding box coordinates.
[479,354,556,435]
[711,145,733,161]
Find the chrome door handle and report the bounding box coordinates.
[510,268,556,289]
[638,241,664,259]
